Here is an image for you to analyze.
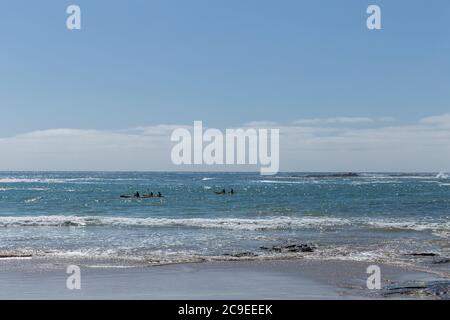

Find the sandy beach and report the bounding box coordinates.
[0,258,447,300]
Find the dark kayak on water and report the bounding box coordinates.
[120,195,164,199]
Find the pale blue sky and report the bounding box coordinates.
[0,1,449,171]
[1,0,449,136]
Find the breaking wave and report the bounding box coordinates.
[258,180,309,185]
[0,216,448,237]
[0,187,50,191]
[436,172,449,179]
[364,220,450,238]
[0,215,351,230]
[0,178,97,184]
[0,177,144,184]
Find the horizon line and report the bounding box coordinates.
[0,170,446,174]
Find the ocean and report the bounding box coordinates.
[0,172,449,274]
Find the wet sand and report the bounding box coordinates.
[0,258,445,299]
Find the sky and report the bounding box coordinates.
[0,0,449,171]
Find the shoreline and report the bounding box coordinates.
[0,257,448,300]
[1,171,448,299]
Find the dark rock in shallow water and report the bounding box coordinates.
[223,252,258,258]
[260,243,314,253]
[0,253,33,259]
[382,281,450,299]
[0,250,34,259]
[408,253,439,257]
[287,244,314,253]
[433,258,450,264]
[224,243,315,258]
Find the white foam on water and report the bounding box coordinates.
[24,197,42,203]
[0,177,116,184]
[358,218,450,240]
[361,174,437,180]
[436,172,449,179]
[305,244,418,269]
[0,178,66,184]
[1,215,448,237]
[0,187,49,191]
[258,180,309,185]
[0,256,33,260]
[0,215,352,230]
[350,180,398,185]
[85,265,137,269]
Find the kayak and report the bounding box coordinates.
[120,195,163,199]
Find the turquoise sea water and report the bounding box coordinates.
[0,172,449,273]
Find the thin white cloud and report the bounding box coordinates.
[122,124,192,136]
[293,117,393,125]
[243,121,279,127]
[0,115,448,172]
[420,114,450,127]
[0,126,175,171]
